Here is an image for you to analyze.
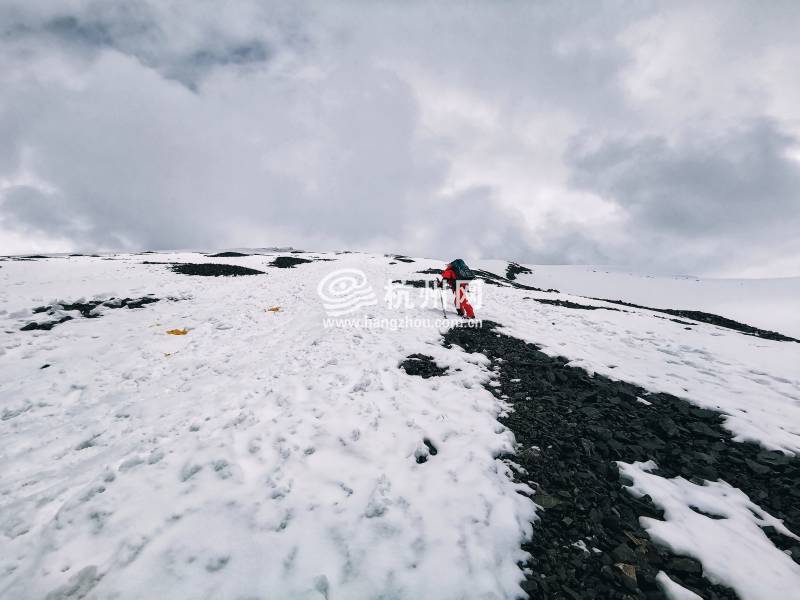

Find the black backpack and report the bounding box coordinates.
[449,258,475,280]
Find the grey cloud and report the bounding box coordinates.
[0,186,130,248]
[1,3,281,89]
[564,120,800,273]
[1,1,799,275]
[567,120,800,238]
[45,15,116,47]
[171,41,273,90]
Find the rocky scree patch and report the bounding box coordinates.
[269,256,314,268]
[472,268,560,294]
[507,262,533,281]
[589,298,799,343]
[417,265,558,293]
[21,296,160,331]
[170,263,265,276]
[207,251,251,257]
[399,320,799,599]
[392,279,432,289]
[525,297,624,312]
[399,354,449,378]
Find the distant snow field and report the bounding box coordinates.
[1,252,799,599]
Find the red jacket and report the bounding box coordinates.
[441,265,465,290]
[441,264,475,317]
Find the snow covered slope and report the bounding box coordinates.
[1,252,799,599]
[496,262,800,340]
[471,261,800,455]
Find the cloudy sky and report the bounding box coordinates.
[1,1,799,276]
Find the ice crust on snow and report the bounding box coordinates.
[618,460,800,600]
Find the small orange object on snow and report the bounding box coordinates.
[266,307,281,312]
[166,328,189,335]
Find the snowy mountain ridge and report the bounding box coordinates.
[1,251,799,599]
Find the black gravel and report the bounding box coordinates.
[525,297,624,312]
[170,263,265,276]
[207,251,251,257]
[399,320,800,599]
[507,262,533,281]
[21,296,160,331]
[473,268,560,294]
[589,298,799,343]
[392,279,433,288]
[399,354,449,378]
[270,256,313,268]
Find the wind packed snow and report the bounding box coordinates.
[2,252,800,599]
[619,460,800,600]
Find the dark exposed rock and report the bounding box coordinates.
[171,263,265,276]
[667,557,703,575]
[21,316,73,331]
[525,297,624,312]
[506,262,533,281]
[472,269,560,294]
[270,256,313,268]
[391,255,415,263]
[399,319,800,599]
[392,279,432,288]
[416,439,439,464]
[399,354,448,379]
[21,296,160,331]
[207,251,251,257]
[423,438,438,456]
[588,297,799,343]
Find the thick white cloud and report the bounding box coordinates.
[1,0,799,275]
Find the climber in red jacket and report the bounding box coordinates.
[440,260,476,318]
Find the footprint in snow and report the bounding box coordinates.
[179,463,202,482]
[205,555,230,572]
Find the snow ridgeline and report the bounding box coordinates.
[1,251,799,599]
